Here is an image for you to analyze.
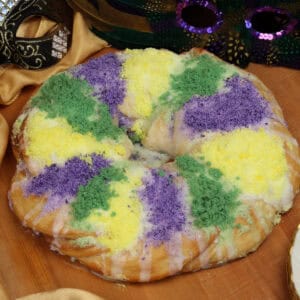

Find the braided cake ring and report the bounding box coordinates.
[9,48,300,282]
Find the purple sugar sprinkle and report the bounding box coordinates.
[117,111,133,129]
[26,154,110,213]
[139,170,186,245]
[183,76,272,133]
[72,53,126,115]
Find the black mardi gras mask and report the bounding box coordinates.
[0,0,73,69]
[67,0,300,69]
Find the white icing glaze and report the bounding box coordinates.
[291,226,300,297]
[197,232,212,269]
[224,232,237,260]
[167,233,184,275]
[253,206,270,236]
[139,244,152,282]
[215,238,224,262]
[52,206,69,238]
[196,230,208,253]
[199,247,211,269]
[22,202,43,228]
[7,191,13,211]
[110,253,125,280]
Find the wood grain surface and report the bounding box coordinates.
[0,52,299,299]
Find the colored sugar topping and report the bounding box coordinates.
[87,165,145,252]
[117,111,133,129]
[183,76,271,133]
[72,53,125,115]
[139,169,186,245]
[131,119,147,140]
[25,111,129,166]
[159,54,228,112]
[120,48,182,118]
[72,236,96,248]
[176,155,240,229]
[199,128,288,202]
[71,166,126,221]
[31,73,122,141]
[26,154,110,213]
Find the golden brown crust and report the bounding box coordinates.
[11,115,29,170]
[182,200,277,272]
[48,236,108,258]
[66,232,219,282]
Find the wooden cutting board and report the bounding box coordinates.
[0,56,299,300]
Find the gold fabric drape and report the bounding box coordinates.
[0,114,8,165]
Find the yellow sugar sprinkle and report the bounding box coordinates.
[88,165,145,252]
[131,119,147,139]
[25,111,129,167]
[198,128,288,202]
[120,48,182,118]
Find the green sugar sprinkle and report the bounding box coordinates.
[71,236,96,248]
[70,220,93,232]
[31,73,122,141]
[110,211,116,217]
[176,155,241,229]
[128,131,142,144]
[158,54,225,112]
[158,170,166,177]
[71,166,126,221]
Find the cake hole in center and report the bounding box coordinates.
[181,4,217,28]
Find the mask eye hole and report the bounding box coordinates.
[16,16,58,38]
[245,7,298,40]
[181,4,217,28]
[176,0,223,34]
[251,10,290,33]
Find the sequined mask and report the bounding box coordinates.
[67,0,300,69]
[0,0,73,69]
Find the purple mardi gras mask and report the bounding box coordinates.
[68,0,300,69]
